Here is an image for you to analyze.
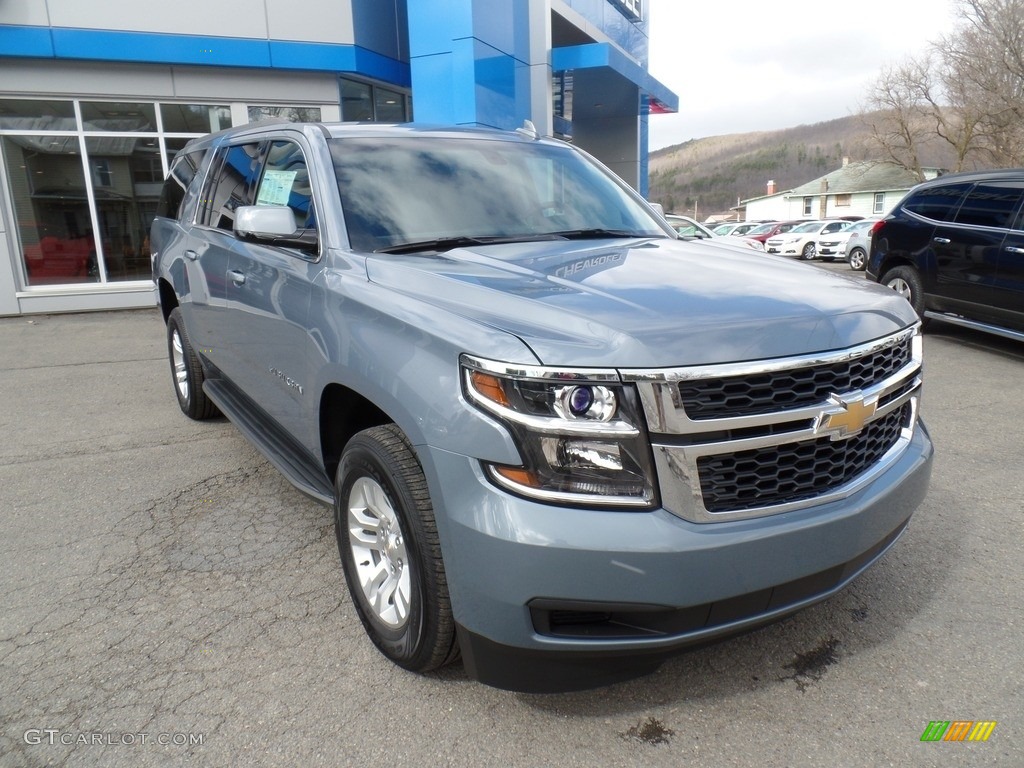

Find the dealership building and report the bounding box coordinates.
[0,0,675,316]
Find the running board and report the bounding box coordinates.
[924,311,1024,343]
[203,379,335,506]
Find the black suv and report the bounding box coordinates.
[868,169,1024,341]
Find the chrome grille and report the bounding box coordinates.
[626,326,923,523]
[697,403,910,512]
[679,336,913,420]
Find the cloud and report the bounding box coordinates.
[646,0,958,148]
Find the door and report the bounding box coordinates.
[222,138,320,441]
[193,140,264,380]
[992,192,1024,331]
[928,180,1024,316]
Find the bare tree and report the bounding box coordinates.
[863,0,1024,173]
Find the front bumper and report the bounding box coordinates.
[418,421,933,691]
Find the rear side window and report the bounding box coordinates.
[902,182,971,222]
[156,147,207,221]
[952,181,1024,229]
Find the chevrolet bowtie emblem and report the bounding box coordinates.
[819,392,878,440]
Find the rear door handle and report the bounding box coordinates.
[1005,246,1024,254]
[184,249,198,261]
[933,237,951,244]
[228,269,246,285]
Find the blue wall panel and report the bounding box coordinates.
[51,28,272,68]
[0,24,54,57]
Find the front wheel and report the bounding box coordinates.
[881,266,925,316]
[800,242,816,260]
[848,247,867,270]
[335,424,459,672]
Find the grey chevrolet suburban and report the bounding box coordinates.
[151,121,933,692]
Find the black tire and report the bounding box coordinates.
[800,242,817,260]
[335,424,459,672]
[166,307,219,420]
[881,266,925,316]
[848,247,867,270]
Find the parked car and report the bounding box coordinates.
[666,213,765,251]
[816,225,856,261]
[152,121,932,692]
[712,221,761,237]
[743,220,803,244]
[842,218,881,270]
[868,169,1024,341]
[765,220,849,260]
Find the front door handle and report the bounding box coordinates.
[1005,246,1024,254]
[184,249,198,261]
[933,237,951,244]
[228,269,246,285]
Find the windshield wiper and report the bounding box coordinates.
[543,228,650,240]
[374,234,565,254]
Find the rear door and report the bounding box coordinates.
[929,180,1024,318]
[992,190,1024,331]
[191,140,264,379]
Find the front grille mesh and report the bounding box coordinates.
[679,338,912,420]
[697,403,910,513]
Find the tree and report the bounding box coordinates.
[862,0,1024,176]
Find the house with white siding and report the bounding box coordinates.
[739,160,944,222]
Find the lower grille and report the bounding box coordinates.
[697,403,910,513]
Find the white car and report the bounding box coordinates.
[815,223,858,261]
[765,220,849,260]
[665,214,765,251]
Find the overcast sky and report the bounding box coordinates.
[646,0,960,150]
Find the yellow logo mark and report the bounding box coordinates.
[820,392,877,439]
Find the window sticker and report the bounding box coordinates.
[256,170,298,206]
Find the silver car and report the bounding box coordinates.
[843,218,881,270]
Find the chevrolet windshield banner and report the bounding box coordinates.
[610,0,643,22]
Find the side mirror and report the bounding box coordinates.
[234,205,318,253]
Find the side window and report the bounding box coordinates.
[902,182,971,222]
[824,222,844,233]
[873,192,885,215]
[203,142,262,231]
[952,181,1024,229]
[255,140,315,230]
[156,147,207,221]
[802,197,812,216]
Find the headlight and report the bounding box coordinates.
[461,355,657,508]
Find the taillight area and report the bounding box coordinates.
[869,220,885,237]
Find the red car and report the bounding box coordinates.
[743,220,804,244]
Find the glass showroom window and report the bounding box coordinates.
[340,78,410,122]
[1,98,230,287]
[247,105,323,123]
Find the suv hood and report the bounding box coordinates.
[363,238,917,368]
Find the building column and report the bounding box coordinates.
[407,0,551,132]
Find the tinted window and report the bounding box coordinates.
[329,137,664,252]
[156,147,207,221]
[204,142,262,231]
[902,182,971,222]
[952,181,1024,229]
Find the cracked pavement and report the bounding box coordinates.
[0,298,1020,767]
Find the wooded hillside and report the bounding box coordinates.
[648,112,963,219]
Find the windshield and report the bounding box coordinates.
[328,136,667,252]
[747,222,775,235]
[792,221,824,233]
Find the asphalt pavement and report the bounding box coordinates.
[1,263,1020,767]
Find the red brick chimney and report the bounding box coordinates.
[767,179,776,195]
